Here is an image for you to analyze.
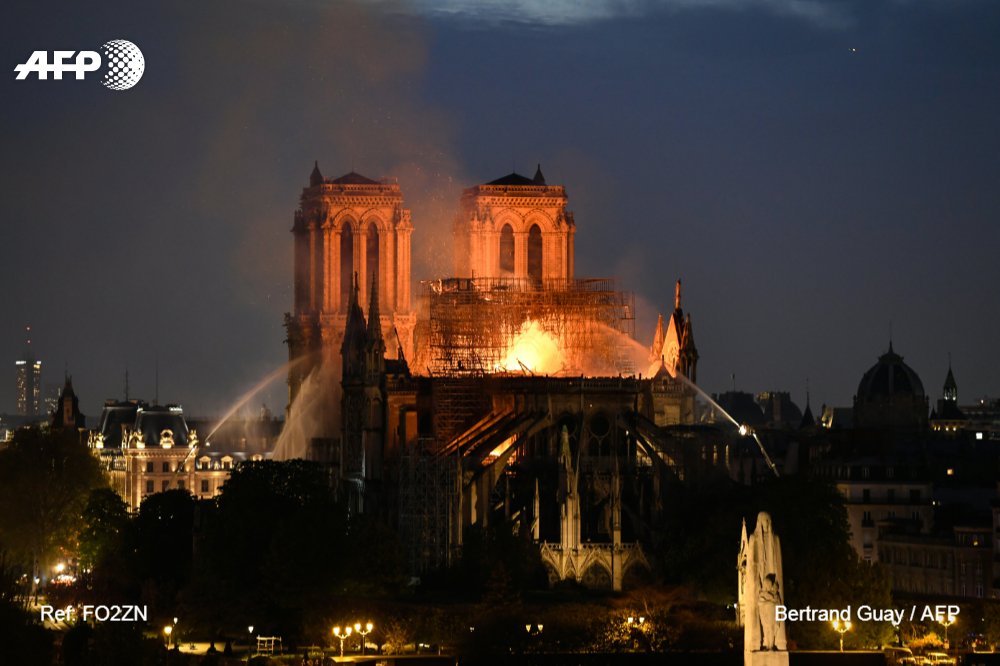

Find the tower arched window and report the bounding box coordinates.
[366,222,380,308]
[528,224,543,284]
[499,224,515,274]
[340,223,354,311]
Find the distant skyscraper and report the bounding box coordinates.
[15,326,42,416]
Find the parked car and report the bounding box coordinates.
[884,646,917,665]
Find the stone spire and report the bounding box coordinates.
[649,314,665,364]
[366,273,382,343]
[532,163,546,185]
[309,160,323,187]
[365,274,386,378]
[341,273,367,379]
[674,279,682,311]
[679,313,699,383]
[943,360,957,402]
[799,382,815,429]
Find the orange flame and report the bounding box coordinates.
[498,320,564,375]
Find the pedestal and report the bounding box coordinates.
[746,650,789,666]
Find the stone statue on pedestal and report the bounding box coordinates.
[738,511,788,666]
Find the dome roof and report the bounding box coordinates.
[856,343,925,402]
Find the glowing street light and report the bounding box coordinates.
[163,624,173,648]
[333,625,353,657]
[626,616,646,650]
[831,618,852,651]
[247,625,254,663]
[354,622,374,655]
[938,613,956,649]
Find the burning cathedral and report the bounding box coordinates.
[283,163,710,590]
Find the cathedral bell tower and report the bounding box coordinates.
[285,163,415,410]
[453,165,575,283]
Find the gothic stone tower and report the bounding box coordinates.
[453,165,576,282]
[339,276,387,514]
[285,163,415,407]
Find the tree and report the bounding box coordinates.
[79,488,129,571]
[0,551,53,663]
[185,460,348,639]
[0,427,104,583]
[128,489,197,615]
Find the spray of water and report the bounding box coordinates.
[597,324,747,431]
[205,356,310,443]
[272,355,342,461]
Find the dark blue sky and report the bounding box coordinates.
[2,0,998,418]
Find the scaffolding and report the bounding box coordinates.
[398,438,456,574]
[416,277,636,377]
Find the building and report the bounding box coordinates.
[879,525,991,599]
[284,166,718,589]
[816,458,934,564]
[15,326,41,417]
[285,165,416,410]
[90,401,263,511]
[853,342,929,430]
[50,375,86,430]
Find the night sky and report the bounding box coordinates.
[2,0,998,419]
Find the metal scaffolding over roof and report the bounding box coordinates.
[414,277,636,377]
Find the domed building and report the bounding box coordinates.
[853,342,929,430]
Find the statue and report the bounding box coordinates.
[739,511,788,666]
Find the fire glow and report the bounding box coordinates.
[498,320,564,375]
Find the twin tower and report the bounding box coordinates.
[285,163,577,404]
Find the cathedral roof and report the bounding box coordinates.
[329,171,380,185]
[856,343,926,402]
[486,166,547,187]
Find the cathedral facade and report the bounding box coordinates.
[285,165,415,407]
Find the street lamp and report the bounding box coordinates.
[163,625,173,648]
[938,613,956,649]
[626,616,646,650]
[247,625,254,663]
[831,619,852,652]
[333,625,353,657]
[354,622,373,655]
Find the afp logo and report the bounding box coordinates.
[14,40,144,91]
